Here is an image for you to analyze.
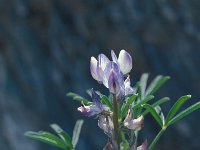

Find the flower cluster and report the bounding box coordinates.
[90,50,134,96]
[78,50,146,150]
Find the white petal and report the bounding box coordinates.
[98,54,110,70]
[97,54,110,81]
[124,75,134,95]
[124,115,144,131]
[90,57,100,81]
[111,50,118,64]
[118,50,132,75]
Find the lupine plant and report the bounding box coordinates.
[25,50,200,150]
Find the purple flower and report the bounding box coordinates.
[90,50,133,96]
[124,75,134,95]
[111,50,132,75]
[77,105,102,117]
[124,109,144,131]
[90,50,132,81]
[90,54,110,82]
[103,62,125,95]
[77,89,109,117]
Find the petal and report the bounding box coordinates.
[91,89,102,109]
[98,54,110,70]
[124,115,144,131]
[97,54,110,81]
[90,57,100,81]
[103,62,124,95]
[118,50,132,75]
[124,109,132,123]
[108,70,121,94]
[102,62,114,88]
[98,115,109,133]
[137,139,148,150]
[77,105,102,117]
[111,50,118,65]
[98,116,113,137]
[124,75,134,95]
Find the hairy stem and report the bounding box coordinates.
[113,94,120,149]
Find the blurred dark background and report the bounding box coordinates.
[0,0,200,150]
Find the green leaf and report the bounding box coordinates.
[24,131,67,149]
[152,97,170,108]
[133,95,154,110]
[143,97,170,116]
[139,73,149,99]
[145,76,170,96]
[72,120,84,148]
[168,101,200,126]
[142,104,163,127]
[134,82,140,94]
[121,94,138,118]
[155,106,165,125]
[66,92,91,105]
[165,95,191,125]
[50,124,73,149]
[101,95,112,110]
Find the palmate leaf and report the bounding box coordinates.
[101,95,112,110]
[50,124,74,149]
[121,94,138,118]
[142,104,163,127]
[143,97,170,116]
[72,120,84,148]
[165,95,191,125]
[66,92,91,105]
[145,76,170,96]
[24,131,67,149]
[133,95,154,110]
[168,101,200,126]
[139,73,149,99]
[152,97,170,108]
[154,106,165,126]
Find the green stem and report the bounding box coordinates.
[149,127,166,150]
[113,94,120,149]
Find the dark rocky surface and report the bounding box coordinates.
[0,0,200,150]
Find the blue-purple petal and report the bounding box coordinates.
[91,89,102,109]
[97,54,110,81]
[103,62,125,95]
[111,50,118,65]
[108,71,120,94]
[77,105,102,117]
